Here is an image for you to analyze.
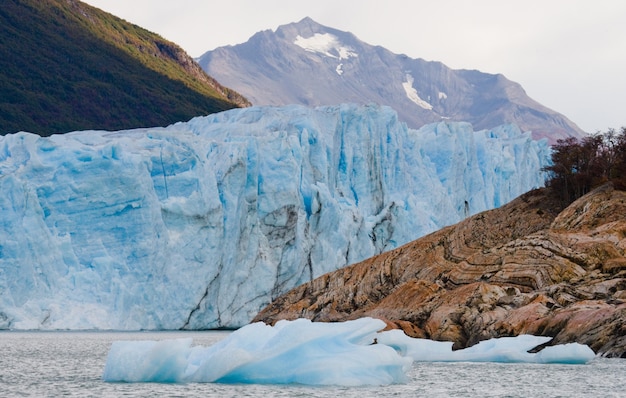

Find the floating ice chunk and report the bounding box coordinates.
[449,334,553,362]
[103,318,595,386]
[378,329,595,364]
[103,318,411,386]
[102,338,192,383]
[533,342,597,364]
[376,329,456,361]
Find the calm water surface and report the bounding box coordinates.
[1,331,624,397]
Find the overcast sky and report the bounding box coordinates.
[83,0,625,134]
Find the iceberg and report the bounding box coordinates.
[102,318,595,386]
[0,104,550,330]
[378,329,596,364]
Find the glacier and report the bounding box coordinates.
[102,318,595,386]
[0,104,550,330]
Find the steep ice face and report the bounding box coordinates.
[0,104,550,330]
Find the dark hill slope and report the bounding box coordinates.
[0,0,249,136]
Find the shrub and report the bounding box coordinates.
[543,127,626,204]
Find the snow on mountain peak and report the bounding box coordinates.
[402,74,433,110]
[294,33,358,60]
[198,18,585,142]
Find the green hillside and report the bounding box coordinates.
[0,0,250,136]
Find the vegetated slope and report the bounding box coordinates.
[255,184,626,357]
[198,17,584,144]
[0,0,250,136]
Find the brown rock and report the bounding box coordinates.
[254,185,626,357]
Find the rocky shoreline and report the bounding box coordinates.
[254,184,626,357]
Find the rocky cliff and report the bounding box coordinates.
[254,184,626,357]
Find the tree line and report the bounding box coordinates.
[543,127,626,205]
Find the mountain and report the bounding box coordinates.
[0,0,249,136]
[197,17,584,143]
[254,184,626,357]
[0,104,549,330]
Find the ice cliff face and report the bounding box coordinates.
[0,104,550,330]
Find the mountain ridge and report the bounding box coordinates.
[198,17,584,143]
[0,0,249,136]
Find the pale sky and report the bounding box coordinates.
[83,0,626,134]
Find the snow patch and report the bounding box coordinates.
[336,63,344,75]
[438,91,448,100]
[402,74,433,110]
[294,33,357,60]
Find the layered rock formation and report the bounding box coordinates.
[254,184,626,357]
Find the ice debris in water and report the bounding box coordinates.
[102,318,595,386]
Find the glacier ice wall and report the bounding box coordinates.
[0,104,550,330]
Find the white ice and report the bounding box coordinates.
[378,329,596,364]
[102,318,596,386]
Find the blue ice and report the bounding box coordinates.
[102,318,595,386]
[0,104,551,331]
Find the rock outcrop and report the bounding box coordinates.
[254,184,626,357]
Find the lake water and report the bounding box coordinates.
[1,331,624,397]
